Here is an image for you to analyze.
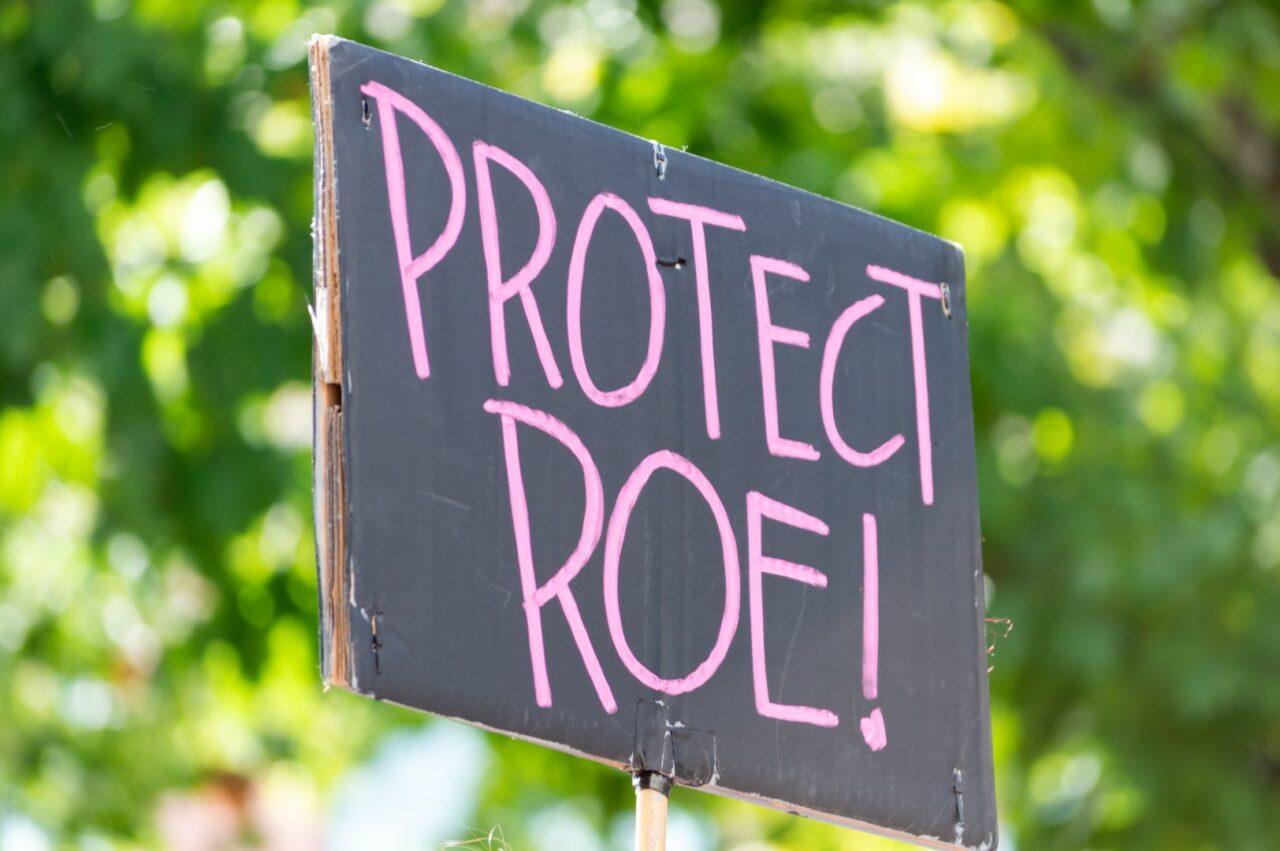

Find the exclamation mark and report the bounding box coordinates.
[860,512,887,752]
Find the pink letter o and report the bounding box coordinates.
[603,451,740,694]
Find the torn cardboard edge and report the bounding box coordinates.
[310,35,352,690]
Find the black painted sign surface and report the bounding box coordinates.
[310,36,996,849]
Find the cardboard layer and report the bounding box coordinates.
[310,35,996,849]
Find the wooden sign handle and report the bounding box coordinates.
[633,772,671,851]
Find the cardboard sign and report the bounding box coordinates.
[310,36,996,850]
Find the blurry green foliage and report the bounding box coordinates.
[2,0,1279,849]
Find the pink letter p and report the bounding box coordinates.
[361,81,467,380]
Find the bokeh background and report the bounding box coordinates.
[3,0,1279,848]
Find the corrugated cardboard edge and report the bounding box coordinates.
[309,34,352,690]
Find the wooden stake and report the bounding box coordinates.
[633,772,670,851]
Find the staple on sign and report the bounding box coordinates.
[651,139,667,180]
[953,767,965,826]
